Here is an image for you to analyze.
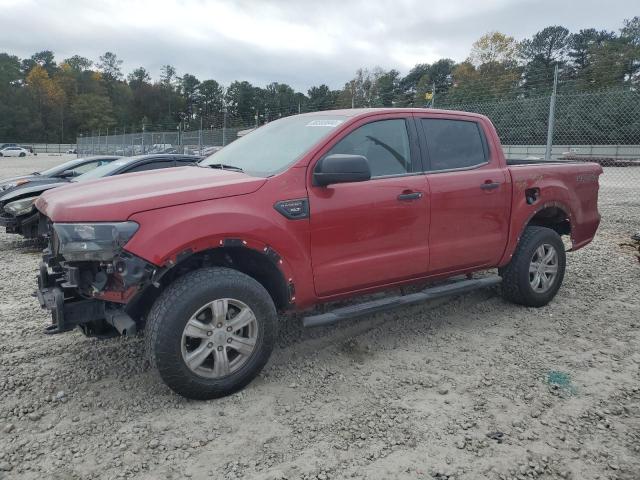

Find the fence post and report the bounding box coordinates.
[431,82,436,108]
[222,107,228,146]
[545,64,559,161]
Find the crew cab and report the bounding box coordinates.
[35,109,602,399]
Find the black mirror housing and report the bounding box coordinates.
[313,154,371,187]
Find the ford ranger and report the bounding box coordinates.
[35,108,602,399]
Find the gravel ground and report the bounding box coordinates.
[1,155,639,480]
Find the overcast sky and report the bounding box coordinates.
[0,0,636,91]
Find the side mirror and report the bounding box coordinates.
[313,154,371,187]
[59,170,76,178]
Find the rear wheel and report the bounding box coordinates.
[145,267,277,399]
[19,152,25,157]
[499,226,566,307]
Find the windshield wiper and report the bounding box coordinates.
[205,163,244,172]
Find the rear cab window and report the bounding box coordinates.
[419,118,488,171]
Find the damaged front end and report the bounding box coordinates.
[36,216,156,336]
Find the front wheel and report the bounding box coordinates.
[145,267,277,399]
[499,226,566,307]
[19,152,25,157]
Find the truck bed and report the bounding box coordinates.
[505,160,602,251]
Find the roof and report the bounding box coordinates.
[299,107,486,120]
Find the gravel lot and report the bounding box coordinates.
[1,155,639,480]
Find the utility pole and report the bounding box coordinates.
[545,64,559,162]
[199,115,203,155]
[432,82,436,108]
[222,107,228,147]
[141,123,145,154]
[351,81,355,109]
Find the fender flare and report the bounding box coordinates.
[500,200,575,265]
[154,234,297,304]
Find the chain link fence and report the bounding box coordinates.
[76,87,639,216]
[436,87,640,213]
[76,126,251,157]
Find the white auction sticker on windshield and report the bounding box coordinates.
[306,120,343,127]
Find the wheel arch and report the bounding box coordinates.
[499,200,574,267]
[153,243,292,313]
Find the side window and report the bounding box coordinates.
[421,119,486,171]
[127,161,173,173]
[68,160,100,176]
[326,119,412,177]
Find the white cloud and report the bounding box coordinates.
[1,0,636,91]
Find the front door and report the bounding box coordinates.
[308,117,430,297]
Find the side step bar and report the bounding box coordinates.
[302,276,501,328]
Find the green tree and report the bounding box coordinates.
[97,51,123,81]
[63,55,93,72]
[307,84,339,111]
[71,93,116,131]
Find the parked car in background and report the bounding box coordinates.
[0,143,17,150]
[1,154,200,238]
[66,148,77,154]
[34,109,602,399]
[20,145,36,155]
[0,156,119,194]
[0,146,30,157]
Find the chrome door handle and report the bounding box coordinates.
[480,182,500,190]
[397,192,423,201]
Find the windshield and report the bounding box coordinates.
[73,159,129,181]
[200,114,348,176]
[40,159,86,176]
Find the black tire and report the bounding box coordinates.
[19,152,25,157]
[499,226,566,307]
[145,267,277,400]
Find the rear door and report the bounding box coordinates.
[416,115,509,273]
[308,115,430,296]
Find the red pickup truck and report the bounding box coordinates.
[35,108,602,399]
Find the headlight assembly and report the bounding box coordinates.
[53,222,139,261]
[3,196,39,216]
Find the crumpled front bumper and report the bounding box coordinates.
[36,261,110,334]
[0,211,39,236]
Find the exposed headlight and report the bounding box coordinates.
[3,196,39,216]
[53,222,139,261]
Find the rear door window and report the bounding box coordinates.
[420,119,487,171]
